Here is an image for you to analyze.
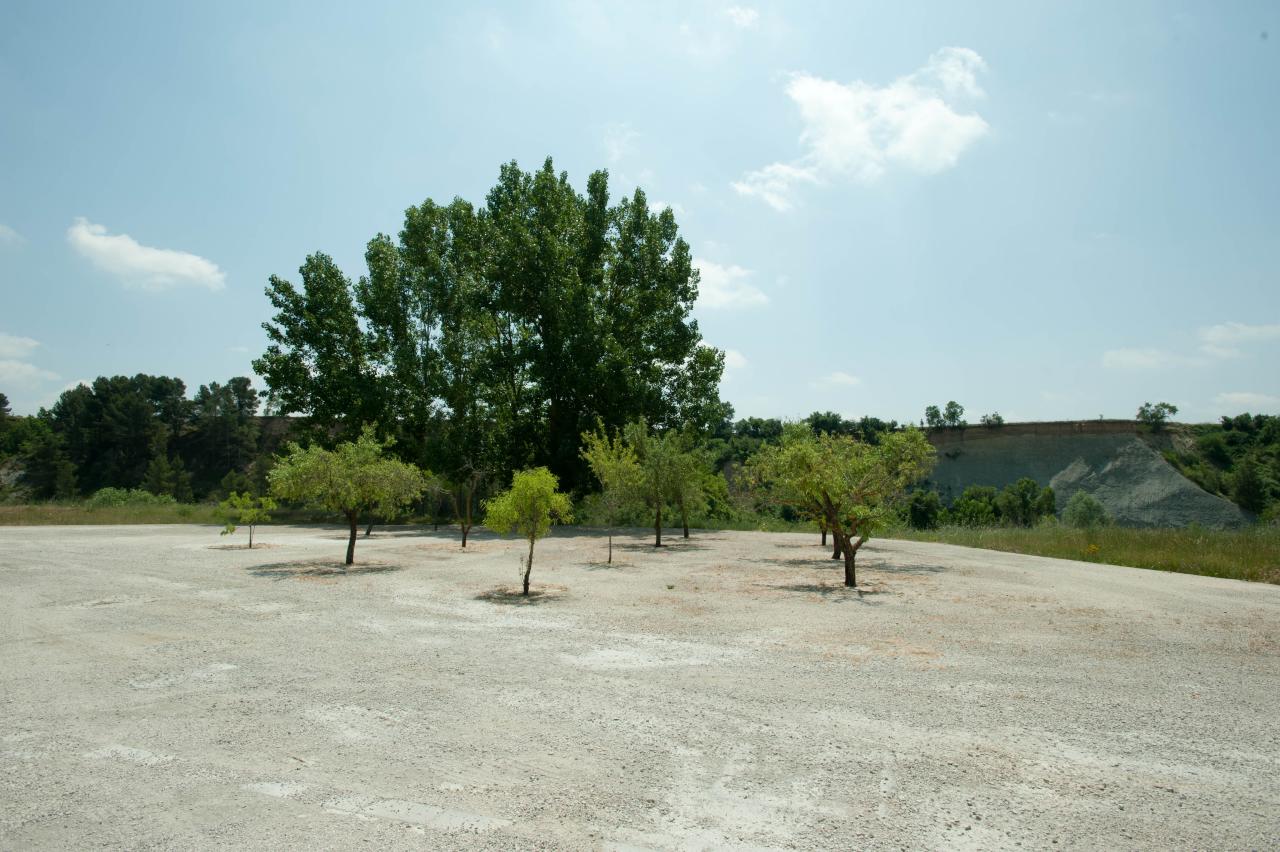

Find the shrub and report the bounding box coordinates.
[1063,491,1109,528]
[85,487,177,509]
[907,490,942,530]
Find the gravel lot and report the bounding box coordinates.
[2,524,1277,850]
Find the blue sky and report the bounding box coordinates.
[1,1,1277,422]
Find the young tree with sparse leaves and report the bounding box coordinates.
[269,426,432,566]
[484,467,573,596]
[580,424,642,563]
[623,419,683,547]
[219,492,276,548]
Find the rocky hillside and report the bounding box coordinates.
[924,421,1249,528]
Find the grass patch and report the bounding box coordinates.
[893,524,1280,585]
[0,502,223,525]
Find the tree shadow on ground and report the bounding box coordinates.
[768,582,886,604]
[616,539,712,553]
[582,561,633,571]
[475,586,567,606]
[247,560,402,581]
[208,543,282,551]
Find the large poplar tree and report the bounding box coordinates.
[256,157,730,492]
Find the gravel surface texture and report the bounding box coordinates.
[2,524,1277,850]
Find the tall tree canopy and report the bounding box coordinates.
[255,157,731,492]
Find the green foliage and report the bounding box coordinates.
[907,490,942,530]
[269,425,432,563]
[944,486,999,527]
[85,487,177,509]
[257,158,730,493]
[580,424,642,560]
[994,477,1056,527]
[144,454,194,503]
[924,405,943,429]
[980,412,1005,427]
[943,401,966,428]
[622,419,686,545]
[750,425,936,585]
[1063,491,1109,528]
[484,467,573,542]
[1232,458,1267,515]
[1136,401,1178,430]
[219,492,276,547]
[483,467,572,595]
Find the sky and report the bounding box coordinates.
[1,0,1278,423]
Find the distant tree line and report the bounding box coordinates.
[1,377,275,501]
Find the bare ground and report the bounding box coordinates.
[1,524,1277,850]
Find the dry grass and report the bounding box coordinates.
[894,524,1280,585]
[0,503,222,525]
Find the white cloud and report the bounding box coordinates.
[1101,348,1202,370]
[0,224,23,246]
[1215,391,1280,412]
[603,123,638,164]
[0,359,59,387]
[724,6,759,28]
[1197,321,1280,358]
[812,371,860,388]
[734,47,990,211]
[0,332,40,359]
[723,349,748,369]
[67,218,226,291]
[694,259,768,309]
[648,200,688,217]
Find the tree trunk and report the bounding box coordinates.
[841,535,867,587]
[821,528,827,547]
[607,530,613,564]
[832,535,842,560]
[522,538,535,595]
[365,520,375,537]
[248,524,254,549]
[460,484,473,548]
[679,495,689,539]
[345,512,358,567]
[654,502,663,547]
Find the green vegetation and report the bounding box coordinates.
[219,492,276,548]
[895,524,1280,585]
[580,424,642,563]
[1063,491,1109,528]
[750,425,936,587]
[1162,413,1280,520]
[1137,401,1178,430]
[268,427,432,565]
[483,467,573,595]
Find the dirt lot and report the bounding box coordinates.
[2,525,1277,850]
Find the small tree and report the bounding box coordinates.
[1063,491,1108,528]
[751,426,936,587]
[581,424,642,563]
[980,412,1004,427]
[623,419,683,546]
[219,492,276,548]
[1136,401,1178,431]
[269,426,431,566]
[669,442,710,539]
[924,405,944,429]
[943,401,966,429]
[484,467,573,596]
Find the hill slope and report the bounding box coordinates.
[924,421,1248,528]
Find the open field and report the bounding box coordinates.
[2,525,1278,849]
[896,524,1280,585]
